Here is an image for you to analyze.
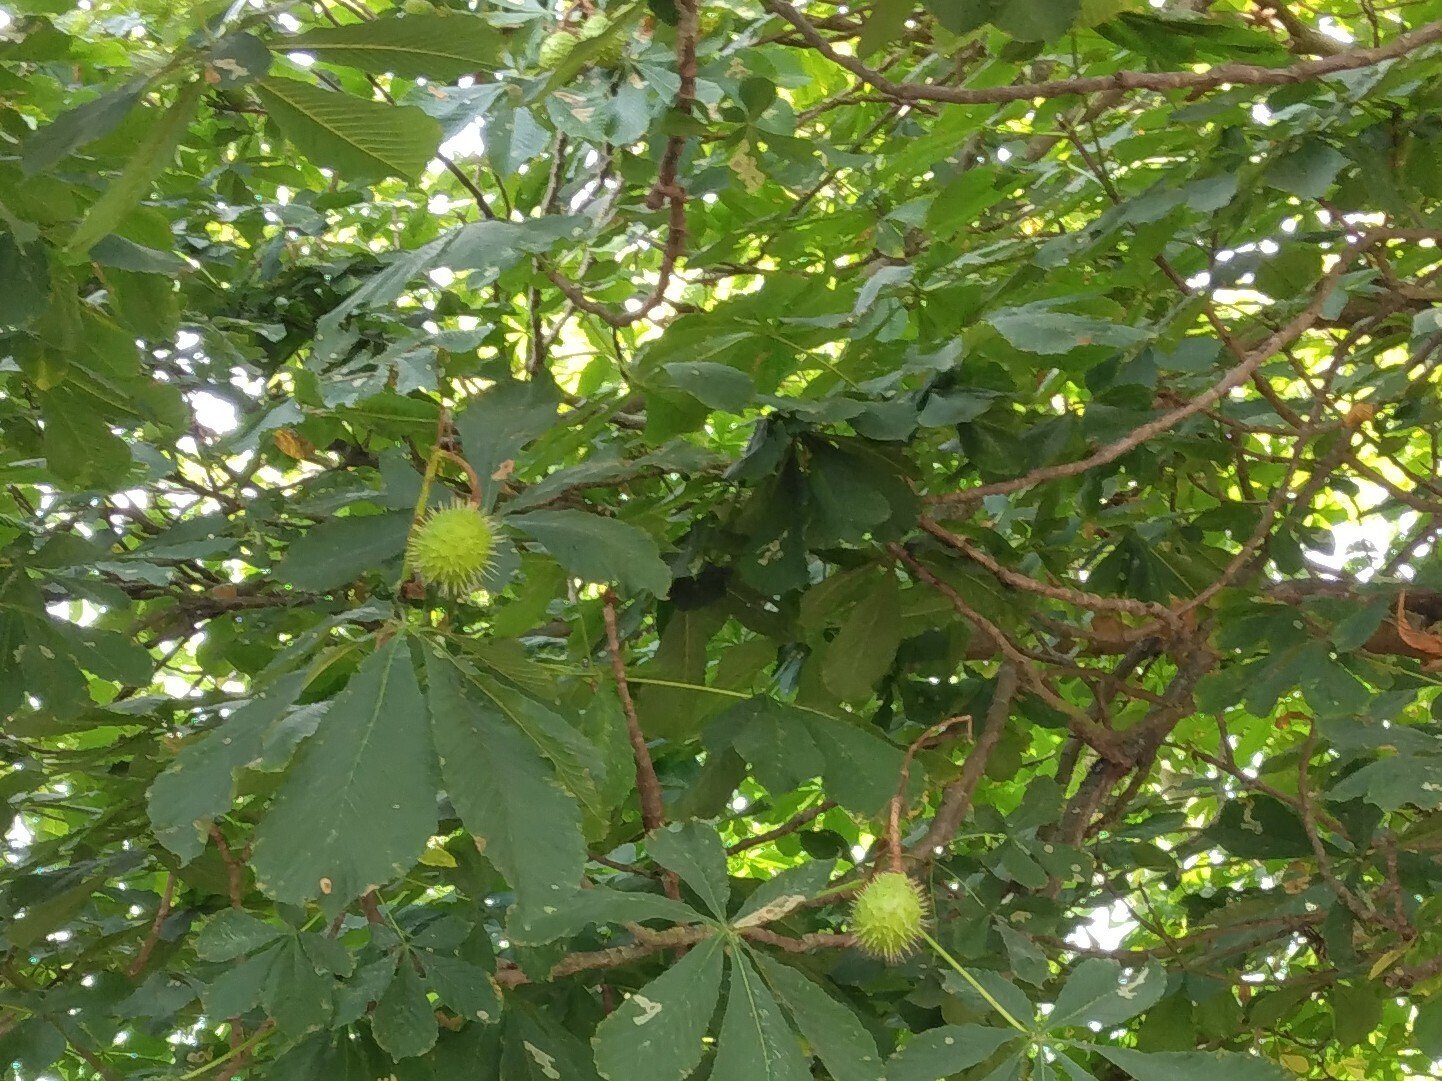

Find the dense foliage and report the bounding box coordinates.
[4,1,1442,1078]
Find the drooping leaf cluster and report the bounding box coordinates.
[3,2,1442,1079]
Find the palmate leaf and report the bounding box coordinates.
[373,961,439,1060]
[592,934,726,1081]
[885,1025,1019,1081]
[463,664,612,826]
[64,81,201,259]
[508,509,672,597]
[250,635,437,911]
[754,952,883,1081]
[147,669,310,861]
[284,13,507,81]
[648,821,731,918]
[20,82,144,174]
[1086,1046,1292,1081]
[275,511,412,592]
[254,76,441,180]
[509,885,706,946]
[710,951,811,1081]
[1044,959,1166,1032]
[424,645,587,918]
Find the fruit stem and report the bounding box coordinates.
[397,443,443,590]
[919,928,1032,1034]
[437,448,483,507]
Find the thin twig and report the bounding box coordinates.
[601,590,680,901]
[728,800,838,855]
[887,543,1123,762]
[763,0,1442,106]
[887,716,971,871]
[912,665,1019,858]
[209,826,246,909]
[126,873,177,977]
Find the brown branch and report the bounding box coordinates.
[542,0,699,327]
[495,924,854,988]
[740,928,854,953]
[918,516,1173,621]
[727,800,838,854]
[887,543,1125,762]
[601,590,681,901]
[887,716,971,871]
[911,664,1019,858]
[126,873,177,978]
[763,0,1442,106]
[1295,724,1387,928]
[602,592,666,833]
[927,235,1368,509]
[209,826,246,910]
[496,923,703,987]
[1059,638,1214,847]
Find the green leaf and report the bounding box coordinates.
[822,574,901,702]
[592,934,726,1081]
[275,511,412,592]
[508,509,671,596]
[802,714,907,815]
[754,952,883,1081]
[319,218,585,341]
[711,951,810,1081]
[468,669,611,825]
[987,304,1151,355]
[264,937,336,1036]
[0,233,50,328]
[21,84,143,175]
[733,859,835,925]
[254,76,442,180]
[1330,597,1390,652]
[992,0,1082,40]
[510,885,706,945]
[454,378,560,508]
[38,384,132,487]
[995,922,1050,986]
[729,697,826,794]
[148,670,310,861]
[1414,995,1442,1058]
[374,961,440,1060]
[1327,754,1442,811]
[886,1025,1018,1081]
[1331,982,1384,1047]
[64,82,201,258]
[1266,139,1348,199]
[1089,1046,1292,1081]
[194,910,287,962]
[425,647,586,917]
[0,1019,65,1073]
[204,949,276,1019]
[301,931,355,977]
[858,0,910,57]
[285,13,506,80]
[648,820,731,918]
[251,635,437,910]
[504,1006,604,1081]
[423,954,501,1025]
[663,361,756,412]
[92,233,185,274]
[1045,959,1166,1031]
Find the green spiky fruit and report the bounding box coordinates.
[851,872,928,962]
[407,502,496,596]
[538,30,577,70]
